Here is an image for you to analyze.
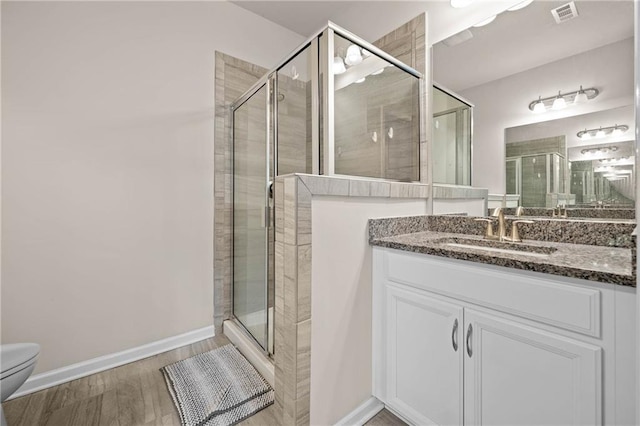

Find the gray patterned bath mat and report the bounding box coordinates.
[161,344,274,426]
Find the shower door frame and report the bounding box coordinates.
[228,21,423,357]
[230,73,276,357]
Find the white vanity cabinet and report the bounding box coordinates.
[384,284,464,425]
[372,247,636,426]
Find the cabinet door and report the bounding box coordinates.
[385,283,463,425]
[463,310,602,426]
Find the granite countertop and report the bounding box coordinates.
[369,216,636,287]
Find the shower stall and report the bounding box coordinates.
[230,22,422,355]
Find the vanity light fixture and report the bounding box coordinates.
[573,85,589,104]
[528,86,599,112]
[580,145,619,155]
[599,156,631,164]
[450,0,474,8]
[532,96,546,113]
[551,91,567,110]
[577,124,629,140]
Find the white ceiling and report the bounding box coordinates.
[230,0,525,44]
[232,0,634,93]
[433,0,635,92]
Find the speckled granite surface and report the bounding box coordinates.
[492,208,635,220]
[370,215,636,248]
[369,215,636,287]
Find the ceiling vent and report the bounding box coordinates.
[551,1,579,24]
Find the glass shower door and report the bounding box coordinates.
[232,84,269,351]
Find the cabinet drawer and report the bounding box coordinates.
[383,249,601,337]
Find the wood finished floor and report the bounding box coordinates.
[3,334,405,426]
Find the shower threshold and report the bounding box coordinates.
[223,318,275,387]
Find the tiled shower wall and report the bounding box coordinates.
[373,14,429,185]
[334,68,419,180]
[333,14,428,182]
[214,52,267,333]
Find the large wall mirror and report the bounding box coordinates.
[432,0,635,209]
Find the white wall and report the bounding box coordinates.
[310,196,427,425]
[1,1,303,374]
[460,38,634,194]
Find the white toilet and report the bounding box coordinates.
[0,343,40,426]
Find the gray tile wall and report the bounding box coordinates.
[214,52,268,334]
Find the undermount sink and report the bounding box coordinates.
[435,237,557,258]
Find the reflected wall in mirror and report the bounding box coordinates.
[432,0,635,209]
[506,106,635,207]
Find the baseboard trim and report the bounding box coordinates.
[9,325,215,400]
[334,396,384,426]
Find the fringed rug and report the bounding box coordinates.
[161,344,274,426]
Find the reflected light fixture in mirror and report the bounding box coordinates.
[333,56,346,74]
[450,0,473,8]
[573,85,589,104]
[580,145,619,155]
[552,91,567,110]
[528,86,599,112]
[344,45,363,66]
[577,124,629,140]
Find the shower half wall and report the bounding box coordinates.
[228,22,422,357]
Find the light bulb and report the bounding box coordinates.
[580,129,591,140]
[573,86,588,104]
[612,125,625,137]
[595,128,606,138]
[332,56,346,75]
[344,45,363,66]
[532,96,546,113]
[552,92,566,110]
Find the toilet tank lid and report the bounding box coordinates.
[1,343,40,373]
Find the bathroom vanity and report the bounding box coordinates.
[369,215,636,425]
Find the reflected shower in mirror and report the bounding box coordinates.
[505,106,635,208]
[433,85,472,185]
